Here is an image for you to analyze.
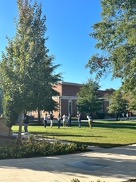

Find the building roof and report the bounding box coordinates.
[58,81,83,86]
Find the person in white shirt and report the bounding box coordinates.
[77,112,81,128]
[62,114,67,127]
[87,114,93,128]
[49,113,54,127]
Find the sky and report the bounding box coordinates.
[0,0,122,90]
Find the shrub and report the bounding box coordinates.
[71,179,106,182]
[71,179,80,182]
[0,141,88,160]
[96,113,105,119]
[3,99,18,129]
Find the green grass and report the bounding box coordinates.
[12,120,136,148]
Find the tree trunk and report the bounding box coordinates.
[116,112,119,121]
[8,127,12,137]
[38,108,41,124]
[16,112,23,145]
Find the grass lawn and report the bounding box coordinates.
[12,120,136,148]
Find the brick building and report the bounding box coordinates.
[30,81,114,119]
[52,82,114,118]
[53,82,82,118]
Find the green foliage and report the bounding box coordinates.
[77,80,102,114]
[0,0,61,143]
[123,91,136,111]
[86,0,136,94]
[0,140,87,160]
[108,89,127,116]
[71,179,106,182]
[96,113,105,119]
[0,88,3,115]
[0,0,61,114]
[3,99,18,128]
[71,179,80,182]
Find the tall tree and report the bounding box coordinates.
[0,0,61,143]
[0,88,3,115]
[108,89,127,120]
[123,91,136,111]
[77,80,101,115]
[16,0,61,122]
[86,0,136,94]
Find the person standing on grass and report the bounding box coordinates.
[24,114,29,133]
[68,113,71,127]
[62,114,67,127]
[49,112,53,127]
[77,112,81,128]
[87,114,93,128]
[57,113,61,128]
[43,113,48,128]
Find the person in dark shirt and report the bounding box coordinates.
[68,113,71,127]
[24,114,29,132]
[57,113,61,128]
[43,113,48,128]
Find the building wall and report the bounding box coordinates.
[52,82,82,118]
[30,82,114,119]
[62,83,82,96]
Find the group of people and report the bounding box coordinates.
[43,113,71,128]
[23,112,93,132]
[43,113,54,128]
[43,112,93,129]
[77,112,93,128]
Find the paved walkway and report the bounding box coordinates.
[0,144,136,182]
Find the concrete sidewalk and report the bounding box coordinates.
[0,144,135,182]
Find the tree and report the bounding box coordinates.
[123,91,136,111]
[0,0,61,143]
[3,99,18,135]
[86,0,136,94]
[108,89,127,120]
[77,80,102,116]
[16,0,61,121]
[0,88,3,115]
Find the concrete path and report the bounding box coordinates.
[0,144,136,182]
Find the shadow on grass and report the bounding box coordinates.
[93,121,136,130]
[31,131,103,138]
[29,120,136,129]
[28,131,136,148]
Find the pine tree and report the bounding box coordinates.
[0,0,61,143]
[77,80,101,115]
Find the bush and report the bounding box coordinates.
[71,179,106,182]
[0,141,88,160]
[3,100,18,128]
[96,113,105,119]
[71,179,80,182]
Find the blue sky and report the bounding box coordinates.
[0,0,122,90]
